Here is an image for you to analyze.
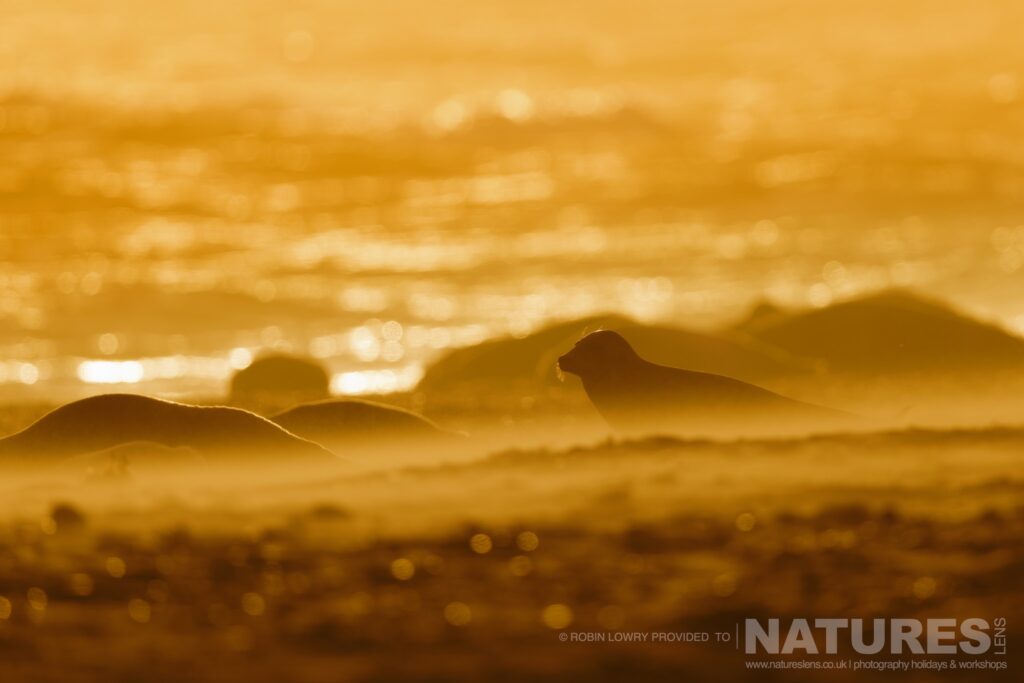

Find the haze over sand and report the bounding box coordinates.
[2,286,1021,681]
[0,424,1021,682]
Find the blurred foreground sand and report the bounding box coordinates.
[0,424,1019,682]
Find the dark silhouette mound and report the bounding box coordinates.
[0,394,339,464]
[271,399,457,454]
[229,354,330,413]
[557,330,853,437]
[737,290,1024,374]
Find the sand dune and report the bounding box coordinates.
[271,398,462,457]
[737,290,1024,375]
[0,394,340,465]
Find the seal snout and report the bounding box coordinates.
[556,350,578,376]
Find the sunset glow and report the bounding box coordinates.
[76,361,145,385]
[0,1,1022,681]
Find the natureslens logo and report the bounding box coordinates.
[745,618,1008,656]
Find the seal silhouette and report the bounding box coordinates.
[0,394,340,464]
[557,330,853,437]
[271,399,458,455]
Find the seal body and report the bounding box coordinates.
[558,330,853,437]
[271,399,458,455]
[0,394,339,464]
